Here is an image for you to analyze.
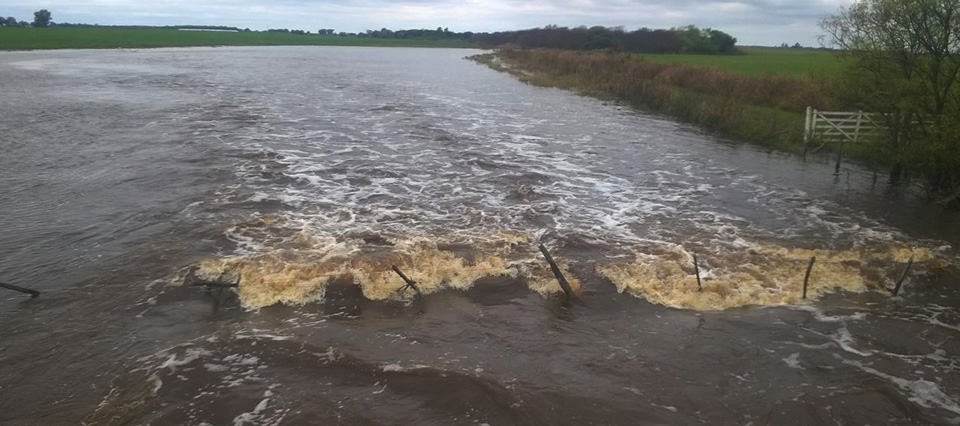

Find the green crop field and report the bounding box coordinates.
[0,28,478,50]
[641,46,845,78]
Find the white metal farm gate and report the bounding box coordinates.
[803,107,882,173]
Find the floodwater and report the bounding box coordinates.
[0,46,958,425]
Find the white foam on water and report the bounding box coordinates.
[783,353,803,369]
[789,306,875,356]
[236,331,294,341]
[313,347,342,364]
[842,358,960,418]
[232,384,288,426]
[163,51,958,313]
[381,363,406,372]
[790,305,869,323]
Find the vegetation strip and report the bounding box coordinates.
[0,28,478,50]
[470,49,833,156]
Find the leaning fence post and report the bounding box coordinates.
[0,282,41,298]
[693,253,702,292]
[392,265,421,296]
[891,257,914,297]
[802,256,816,300]
[538,244,578,301]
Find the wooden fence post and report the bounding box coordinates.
[854,110,864,144]
[803,106,813,159]
[835,123,845,175]
[802,257,816,300]
[392,265,421,296]
[891,257,914,297]
[0,282,40,298]
[693,253,702,292]
[538,244,578,301]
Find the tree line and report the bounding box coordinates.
[1,9,50,28]
[350,25,738,54]
[55,23,244,31]
[2,10,737,55]
[472,25,737,54]
[2,10,242,31]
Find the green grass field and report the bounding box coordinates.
[0,28,478,50]
[641,46,844,78]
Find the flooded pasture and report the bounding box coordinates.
[1,46,959,425]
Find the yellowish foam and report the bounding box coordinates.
[189,232,579,309]
[598,244,937,310]
[519,259,582,296]
[187,216,941,311]
[347,243,513,300]
[196,255,336,310]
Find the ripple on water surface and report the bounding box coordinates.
[2,47,959,426]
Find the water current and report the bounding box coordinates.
[1,46,959,425]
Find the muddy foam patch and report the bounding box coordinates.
[598,244,939,310]
[189,232,580,309]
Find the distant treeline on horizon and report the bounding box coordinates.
[2,18,738,54]
[270,25,739,54]
[41,23,245,31]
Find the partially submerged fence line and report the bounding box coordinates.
[168,244,918,307]
[686,251,913,302]
[803,108,882,173]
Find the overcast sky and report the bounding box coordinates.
[4,0,853,46]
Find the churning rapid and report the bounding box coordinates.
[1,46,959,425]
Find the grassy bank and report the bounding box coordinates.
[473,49,845,156]
[642,47,844,78]
[0,28,478,50]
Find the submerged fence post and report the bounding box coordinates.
[183,265,240,289]
[0,282,40,298]
[891,257,914,297]
[854,110,864,144]
[803,106,813,160]
[186,269,240,288]
[802,256,816,300]
[538,244,578,301]
[191,281,239,288]
[835,129,845,174]
[391,265,421,295]
[693,253,702,292]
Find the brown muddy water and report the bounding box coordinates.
[1,46,959,426]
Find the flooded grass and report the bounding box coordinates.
[472,48,840,155]
[0,28,477,50]
[641,46,845,79]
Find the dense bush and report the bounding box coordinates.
[822,0,960,201]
